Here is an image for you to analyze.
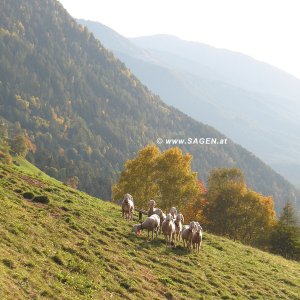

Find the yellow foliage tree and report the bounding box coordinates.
[112,145,203,212]
[155,147,199,212]
[112,145,161,207]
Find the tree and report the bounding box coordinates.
[0,139,12,165]
[270,201,300,260]
[203,168,276,245]
[155,147,200,212]
[65,176,79,189]
[239,191,275,245]
[10,134,28,157]
[279,201,299,226]
[112,145,160,207]
[181,180,206,223]
[112,145,203,212]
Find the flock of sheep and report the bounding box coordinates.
[121,194,203,252]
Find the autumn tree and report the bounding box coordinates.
[65,176,79,189]
[10,134,28,157]
[112,145,160,207]
[155,147,200,212]
[203,168,276,245]
[0,139,12,164]
[181,180,206,223]
[112,145,203,212]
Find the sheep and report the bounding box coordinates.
[182,221,196,249]
[169,207,177,221]
[161,213,176,247]
[192,222,203,252]
[121,193,134,220]
[147,199,157,217]
[132,214,160,240]
[152,208,166,234]
[174,213,185,242]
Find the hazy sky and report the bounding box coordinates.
[58,0,300,80]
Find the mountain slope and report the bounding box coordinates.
[78,20,300,189]
[0,0,299,211]
[1,160,300,299]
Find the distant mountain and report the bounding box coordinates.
[0,1,298,210]
[78,20,300,189]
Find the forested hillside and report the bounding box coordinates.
[0,0,299,210]
[78,20,300,190]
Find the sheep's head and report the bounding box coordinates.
[132,224,142,236]
[176,213,184,223]
[123,194,133,204]
[195,223,203,233]
[170,207,177,216]
[190,221,196,230]
[166,213,173,222]
[149,199,156,207]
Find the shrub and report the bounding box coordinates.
[23,191,35,199]
[2,259,15,269]
[32,195,49,204]
[51,255,64,266]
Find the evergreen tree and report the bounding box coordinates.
[270,201,300,260]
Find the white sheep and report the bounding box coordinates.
[182,221,196,249]
[152,208,166,234]
[161,213,176,247]
[147,199,157,217]
[169,207,177,220]
[132,214,160,240]
[192,222,203,252]
[174,213,185,242]
[121,193,134,220]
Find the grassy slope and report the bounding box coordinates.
[0,160,300,300]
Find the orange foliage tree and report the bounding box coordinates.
[203,168,276,245]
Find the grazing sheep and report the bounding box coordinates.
[147,199,157,217]
[192,222,203,252]
[121,193,134,220]
[161,213,176,247]
[182,221,196,249]
[174,213,185,242]
[169,207,177,220]
[132,214,160,240]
